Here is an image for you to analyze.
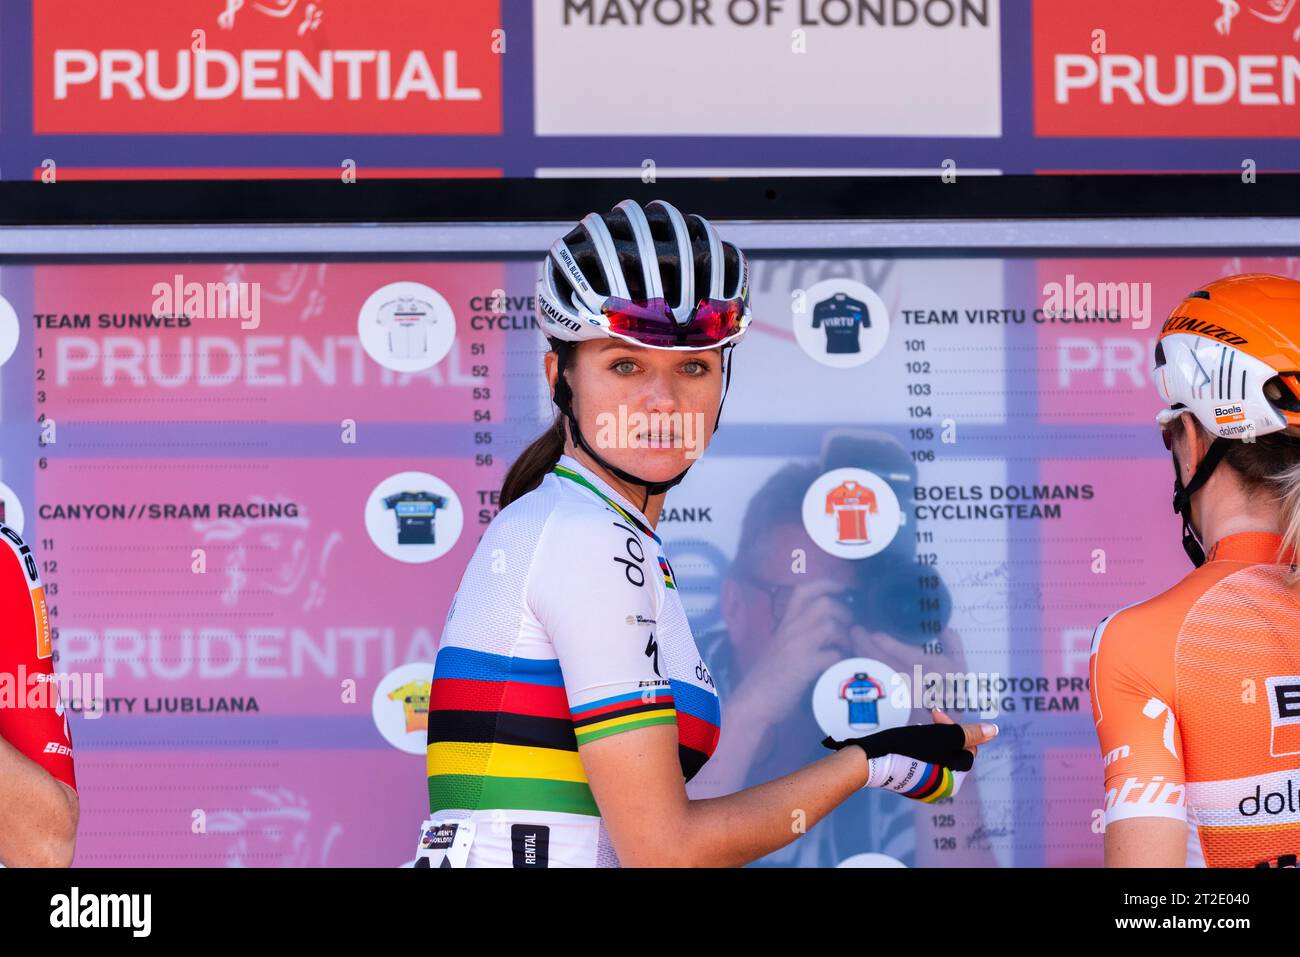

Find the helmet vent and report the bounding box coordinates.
[1188,289,1211,300]
[1265,374,1300,413]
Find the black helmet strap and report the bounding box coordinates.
[1171,436,1230,568]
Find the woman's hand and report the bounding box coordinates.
[823,708,998,802]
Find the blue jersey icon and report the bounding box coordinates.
[839,672,884,730]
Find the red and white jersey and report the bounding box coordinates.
[1090,532,1300,867]
[0,523,75,792]
[824,481,878,544]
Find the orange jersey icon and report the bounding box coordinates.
[824,481,878,544]
[1089,532,1300,867]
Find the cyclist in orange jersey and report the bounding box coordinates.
[1090,274,1300,868]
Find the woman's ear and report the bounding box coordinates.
[544,350,558,393]
[1180,413,1208,471]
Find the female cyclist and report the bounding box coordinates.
[423,198,998,868]
[1090,274,1300,868]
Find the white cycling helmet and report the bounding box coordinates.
[536,198,751,349]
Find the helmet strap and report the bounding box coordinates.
[1171,436,1230,567]
[549,341,736,505]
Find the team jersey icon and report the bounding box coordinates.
[357,281,456,373]
[812,293,870,354]
[825,479,879,544]
[386,679,432,734]
[372,662,437,754]
[802,467,901,559]
[383,491,449,546]
[839,672,884,730]
[376,297,439,359]
[365,471,463,563]
[813,658,908,741]
[793,278,890,369]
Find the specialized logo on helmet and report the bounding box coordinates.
[1161,313,1248,346]
[538,294,581,333]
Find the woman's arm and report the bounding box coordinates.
[1104,818,1187,867]
[584,723,869,867]
[0,735,79,867]
[584,716,994,867]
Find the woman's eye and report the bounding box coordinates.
[682,360,708,375]
[612,360,638,374]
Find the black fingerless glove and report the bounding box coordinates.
[822,723,974,772]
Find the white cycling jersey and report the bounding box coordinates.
[424,453,721,867]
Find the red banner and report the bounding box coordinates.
[34,0,502,134]
[1034,0,1300,137]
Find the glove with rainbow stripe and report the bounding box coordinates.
[822,723,973,804]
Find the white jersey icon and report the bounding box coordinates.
[376,298,438,359]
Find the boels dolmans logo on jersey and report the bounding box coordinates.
[34,0,502,133]
[1034,0,1300,137]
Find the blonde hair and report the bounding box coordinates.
[1188,417,1300,584]
[1275,458,1300,585]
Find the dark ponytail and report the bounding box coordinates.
[501,415,566,509]
[500,338,573,509]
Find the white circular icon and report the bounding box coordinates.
[0,481,26,535]
[793,279,890,368]
[365,471,463,563]
[812,657,909,740]
[357,282,456,373]
[372,661,435,755]
[802,467,902,559]
[0,295,19,369]
[837,853,907,868]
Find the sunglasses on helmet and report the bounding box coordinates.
[597,296,747,350]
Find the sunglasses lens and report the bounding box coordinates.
[689,299,745,345]
[600,297,746,348]
[602,298,678,347]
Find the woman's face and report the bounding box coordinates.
[547,339,725,483]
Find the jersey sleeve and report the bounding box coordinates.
[1089,605,1184,826]
[527,505,676,748]
[0,525,76,793]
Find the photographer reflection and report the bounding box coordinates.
[689,432,993,867]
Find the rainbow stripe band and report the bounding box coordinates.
[658,556,676,590]
[425,646,721,817]
[552,465,662,545]
[902,763,958,803]
[571,689,677,746]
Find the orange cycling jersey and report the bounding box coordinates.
[1089,531,1300,867]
